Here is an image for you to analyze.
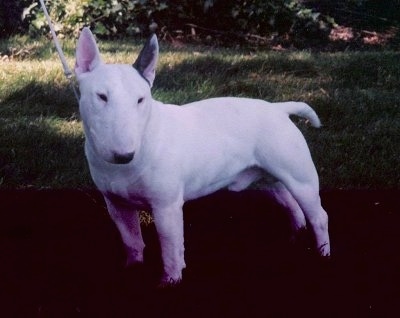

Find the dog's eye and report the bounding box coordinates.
[138,97,144,104]
[97,93,108,103]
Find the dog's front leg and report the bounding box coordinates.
[104,196,145,266]
[152,202,186,286]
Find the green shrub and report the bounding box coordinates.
[18,0,332,41]
[4,0,399,43]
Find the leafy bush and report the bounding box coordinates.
[16,0,332,42]
[23,0,87,36]
[22,0,169,37]
[4,0,399,44]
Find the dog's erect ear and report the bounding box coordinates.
[133,34,159,87]
[75,27,102,76]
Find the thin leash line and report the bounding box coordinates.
[38,0,80,104]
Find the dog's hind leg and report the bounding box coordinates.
[256,127,330,256]
[262,181,307,239]
[104,196,145,266]
[281,180,330,257]
[229,169,308,240]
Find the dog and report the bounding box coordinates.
[75,27,330,286]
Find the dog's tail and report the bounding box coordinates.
[279,101,321,128]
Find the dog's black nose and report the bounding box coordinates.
[113,152,134,164]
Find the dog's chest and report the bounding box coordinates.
[98,170,153,210]
[105,189,151,210]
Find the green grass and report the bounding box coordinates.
[1,36,399,189]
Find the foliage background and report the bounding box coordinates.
[0,0,324,38]
[1,0,398,45]
[0,0,400,48]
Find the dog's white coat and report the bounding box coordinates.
[75,28,330,285]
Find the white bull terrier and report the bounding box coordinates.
[75,27,330,285]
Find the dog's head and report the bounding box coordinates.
[75,27,158,164]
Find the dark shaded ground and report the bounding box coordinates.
[1,189,399,317]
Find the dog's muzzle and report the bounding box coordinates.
[113,151,135,164]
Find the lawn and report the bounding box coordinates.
[0,36,399,189]
[1,36,400,317]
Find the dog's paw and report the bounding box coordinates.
[157,274,182,289]
[317,242,331,259]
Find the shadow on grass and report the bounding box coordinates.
[1,189,399,316]
[155,54,319,102]
[1,80,79,119]
[0,92,88,188]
